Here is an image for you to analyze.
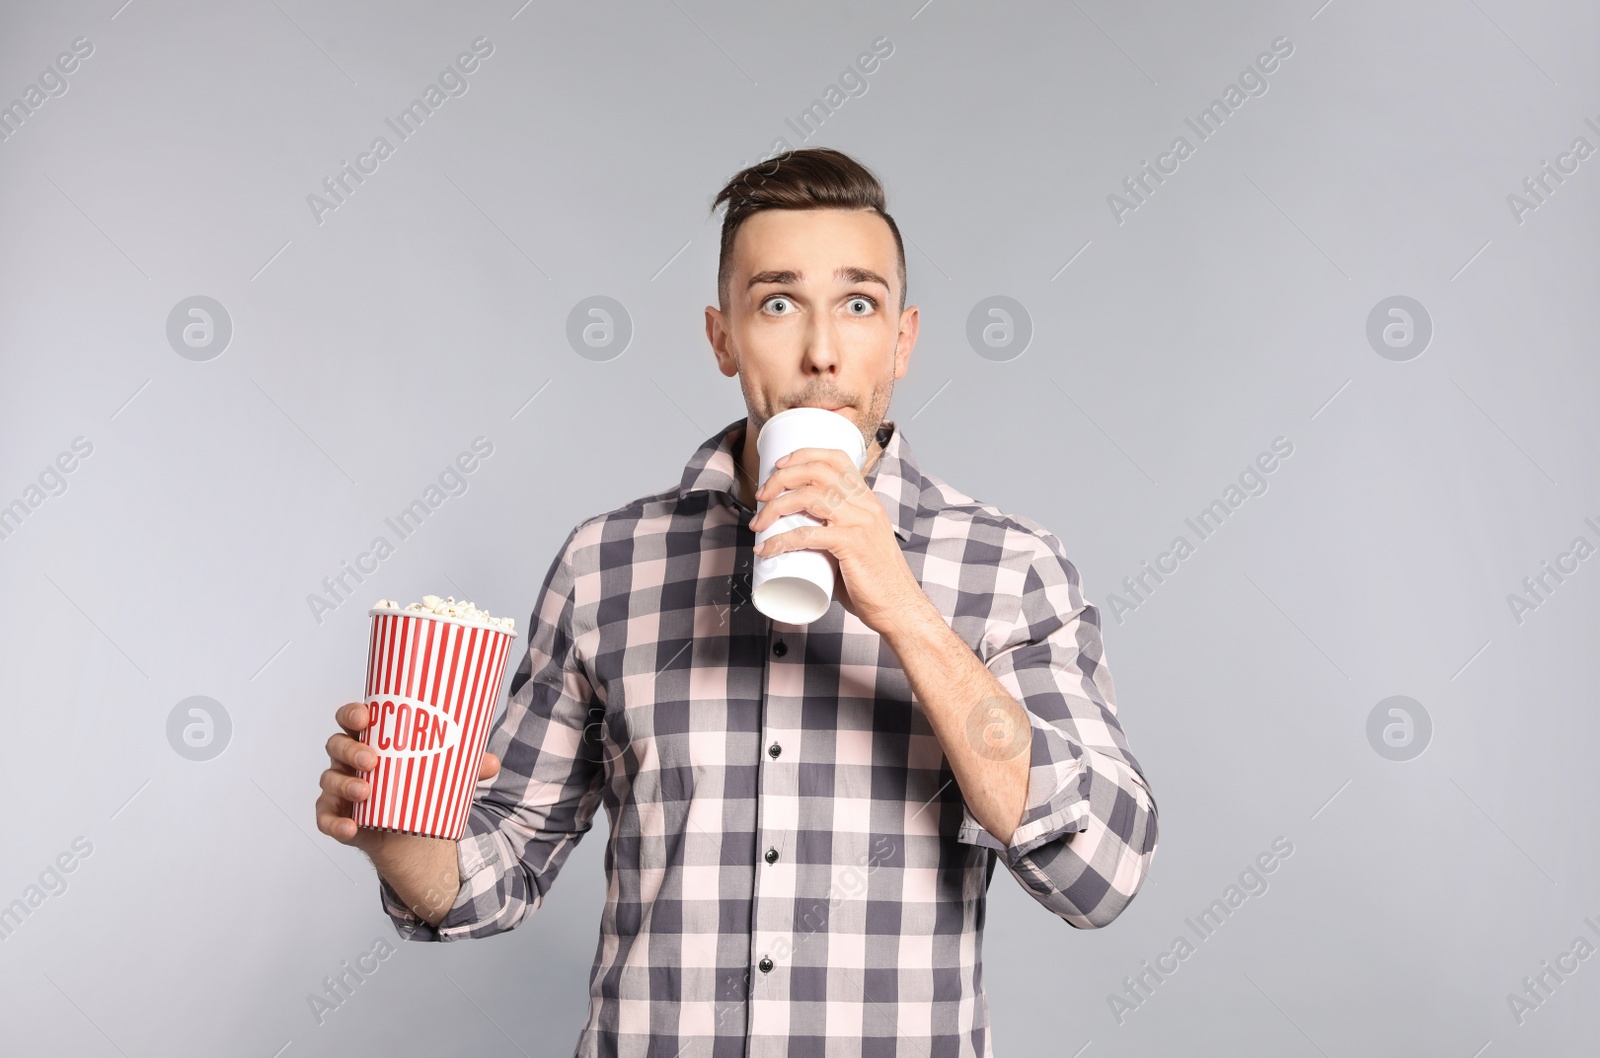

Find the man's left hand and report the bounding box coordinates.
[749,447,926,636]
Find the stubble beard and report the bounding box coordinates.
[741,371,895,456]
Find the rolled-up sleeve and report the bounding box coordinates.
[954,527,1159,929]
[380,523,607,942]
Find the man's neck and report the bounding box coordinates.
[736,418,883,512]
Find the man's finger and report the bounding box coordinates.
[319,768,370,803]
[314,792,358,843]
[479,751,501,781]
[758,460,837,501]
[337,700,371,733]
[759,484,835,528]
[759,523,834,556]
[319,813,360,844]
[326,732,377,772]
[775,447,848,470]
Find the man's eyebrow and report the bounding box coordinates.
[746,269,799,289]
[837,266,890,289]
[746,267,890,290]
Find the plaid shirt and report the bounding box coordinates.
[381,416,1159,1057]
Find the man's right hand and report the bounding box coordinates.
[315,700,501,925]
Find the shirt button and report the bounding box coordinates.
[772,640,787,657]
[764,847,779,864]
[767,742,781,759]
[758,956,774,973]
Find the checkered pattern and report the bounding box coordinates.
[380,416,1159,1057]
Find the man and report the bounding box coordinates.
[316,147,1158,1057]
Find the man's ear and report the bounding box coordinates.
[706,306,739,378]
[893,305,919,380]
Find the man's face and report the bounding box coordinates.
[706,208,918,450]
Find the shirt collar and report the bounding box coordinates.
[679,416,924,543]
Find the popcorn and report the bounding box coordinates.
[372,594,515,634]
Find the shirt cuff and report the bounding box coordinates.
[376,817,512,942]
[954,721,1091,864]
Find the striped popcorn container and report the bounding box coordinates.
[354,606,515,841]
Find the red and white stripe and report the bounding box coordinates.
[353,611,514,841]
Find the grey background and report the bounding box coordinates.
[1,1,1595,1055]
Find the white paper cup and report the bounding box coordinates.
[752,408,867,624]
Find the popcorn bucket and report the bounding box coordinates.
[353,607,515,840]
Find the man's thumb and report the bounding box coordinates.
[478,751,501,780]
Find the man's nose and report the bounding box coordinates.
[801,315,841,374]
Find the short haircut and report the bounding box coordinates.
[711,147,907,314]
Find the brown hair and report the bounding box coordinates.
[711,147,906,314]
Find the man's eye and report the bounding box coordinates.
[765,296,794,314]
[846,297,875,314]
